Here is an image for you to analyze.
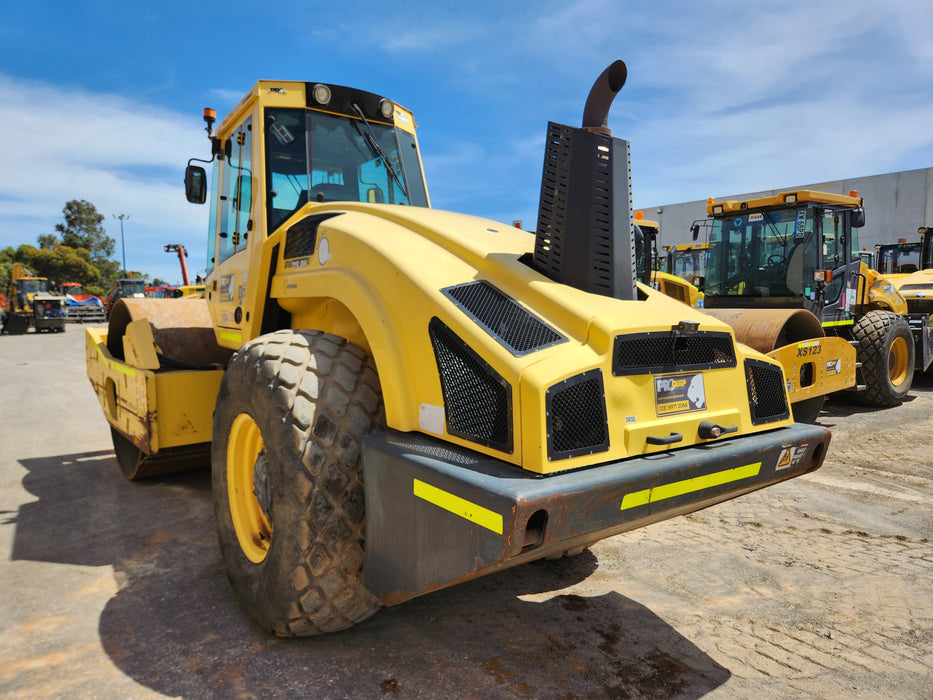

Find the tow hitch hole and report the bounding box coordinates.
[522,509,548,551]
[808,443,825,472]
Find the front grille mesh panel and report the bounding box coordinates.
[444,281,564,355]
[546,370,609,460]
[744,358,789,425]
[613,331,736,376]
[429,318,512,452]
[284,219,319,259]
[283,213,341,259]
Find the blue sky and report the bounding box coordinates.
[2,0,933,284]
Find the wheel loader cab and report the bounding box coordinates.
[186,81,430,349]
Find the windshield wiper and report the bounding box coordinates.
[349,102,408,198]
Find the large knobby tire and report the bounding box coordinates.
[212,329,385,636]
[847,310,915,407]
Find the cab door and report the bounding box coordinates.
[816,207,860,322]
[211,117,255,341]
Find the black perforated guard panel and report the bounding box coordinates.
[533,122,637,301]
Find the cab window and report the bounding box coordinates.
[218,118,253,263]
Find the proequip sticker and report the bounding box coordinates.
[654,372,706,416]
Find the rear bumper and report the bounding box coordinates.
[362,422,830,605]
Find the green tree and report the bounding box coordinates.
[29,245,100,288]
[37,233,58,250]
[54,200,115,266]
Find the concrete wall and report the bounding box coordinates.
[641,167,933,255]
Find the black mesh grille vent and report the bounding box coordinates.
[546,370,609,460]
[444,281,565,356]
[744,358,790,425]
[613,331,736,376]
[429,318,512,452]
[284,213,340,259]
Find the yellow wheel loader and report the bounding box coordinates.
[700,190,932,415]
[86,62,830,636]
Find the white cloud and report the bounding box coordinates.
[0,74,211,284]
[3,0,933,285]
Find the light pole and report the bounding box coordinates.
[113,214,129,275]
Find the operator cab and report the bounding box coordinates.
[702,190,865,319]
[184,80,431,344]
[874,240,922,275]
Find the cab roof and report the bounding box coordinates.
[706,190,863,216]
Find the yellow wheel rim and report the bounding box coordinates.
[888,335,910,387]
[227,413,272,563]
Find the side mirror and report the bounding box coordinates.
[851,208,866,228]
[185,165,207,204]
[691,222,700,241]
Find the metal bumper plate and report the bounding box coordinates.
[362,423,830,605]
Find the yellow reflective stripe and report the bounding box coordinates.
[413,478,503,534]
[220,331,242,344]
[95,340,136,377]
[822,319,854,327]
[111,361,136,377]
[620,462,762,511]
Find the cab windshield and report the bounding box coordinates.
[19,279,47,295]
[706,207,817,299]
[876,244,921,275]
[265,108,429,232]
[670,249,706,280]
[122,280,147,295]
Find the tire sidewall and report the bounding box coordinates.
[857,310,915,405]
[211,329,381,635]
[212,335,306,632]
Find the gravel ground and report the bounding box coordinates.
[1,326,931,699]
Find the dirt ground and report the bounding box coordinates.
[1,327,931,699]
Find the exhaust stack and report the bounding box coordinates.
[533,60,637,301]
[582,60,627,134]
